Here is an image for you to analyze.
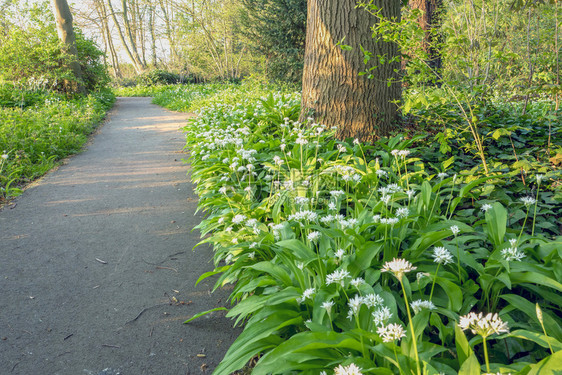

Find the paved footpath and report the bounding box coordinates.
[0,97,239,375]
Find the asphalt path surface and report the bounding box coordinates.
[0,97,239,375]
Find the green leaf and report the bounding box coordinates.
[526,350,562,375]
[183,307,228,324]
[458,352,481,375]
[509,329,562,352]
[485,202,507,248]
[253,331,364,375]
[455,324,473,367]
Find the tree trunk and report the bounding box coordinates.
[51,0,87,94]
[107,0,145,73]
[300,0,401,141]
[409,0,443,78]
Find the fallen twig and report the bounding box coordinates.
[63,334,73,340]
[95,258,107,264]
[125,303,169,325]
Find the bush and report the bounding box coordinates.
[137,69,182,86]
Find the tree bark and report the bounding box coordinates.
[107,0,145,73]
[51,0,87,94]
[300,0,401,141]
[409,0,443,77]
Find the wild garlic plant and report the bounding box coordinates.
[182,90,561,375]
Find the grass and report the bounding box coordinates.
[0,85,115,200]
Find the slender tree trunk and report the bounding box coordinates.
[121,0,145,70]
[409,0,443,78]
[107,0,144,73]
[300,0,401,141]
[51,0,87,94]
[96,0,121,77]
[148,1,158,67]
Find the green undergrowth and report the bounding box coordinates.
[177,85,561,374]
[0,85,115,200]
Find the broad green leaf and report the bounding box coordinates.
[509,329,562,352]
[458,352,481,375]
[485,202,507,248]
[455,324,473,367]
[527,350,562,375]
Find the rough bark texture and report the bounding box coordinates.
[51,0,86,94]
[300,0,401,141]
[409,0,443,74]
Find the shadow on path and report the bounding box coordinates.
[0,97,240,375]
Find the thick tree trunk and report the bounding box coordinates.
[409,0,443,76]
[51,0,87,94]
[300,0,401,142]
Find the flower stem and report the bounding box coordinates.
[531,182,541,236]
[429,263,440,301]
[400,279,421,375]
[483,336,491,373]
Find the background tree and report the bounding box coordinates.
[51,0,86,94]
[239,0,307,83]
[409,0,443,79]
[300,0,402,141]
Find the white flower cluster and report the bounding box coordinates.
[326,269,351,286]
[381,258,417,279]
[288,210,318,223]
[377,323,407,343]
[232,214,247,225]
[520,196,537,207]
[297,287,315,304]
[333,363,363,375]
[432,246,454,265]
[372,306,393,326]
[346,293,385,320]
[458,312,509,337]
[391,149,411,158]
[410,299,436,314]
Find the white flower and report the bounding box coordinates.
[380,195,391,205]
[246,164,254,171]
[334,363,363,375]
[432,246,453,265]
[501,247,525,262]
[375,169,388,178]
[294,196,310,206]
[225,226,233,233]
[406,189,416,199]
[536,174,544,183]
[353,138,360,145]
[391,149,400,157]
[450,225,460,235]
[377,323,407,343]
[509,238,517,246]
[410,299,436,314]
[330,190,345,198]
[363,293,384,308]
[337,144,346,153]
[296,262,304,270]
[381,258,417,280]
[438,172,448,179]
[520,196,536,207]
[328,202,337,210]
[396,207,409,218]
[307,231,321,242]
[326,269,351,286]
[219,187,228,195]
[335,248,345,260]
[273,155,284,165]
[322,300,335,314]
[280,143,286,151]
[380,217,399,225]
[295,136,308,145]
[372,215,381,223]
[232,214,246,225]
[416,272,430,282]
[481,203,493,212]
[372,306,392,326]
[348,294,364,315]
[458,312,509,338]
[398,150,410,158]
[298,287,315,303]
[350,278,365,288]
[248,252,255,259]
